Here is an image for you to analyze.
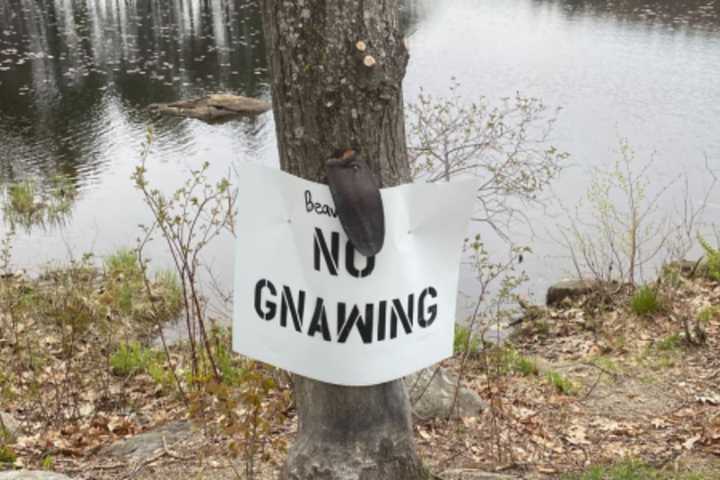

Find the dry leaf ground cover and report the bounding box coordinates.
[1,259,719,479]
[417,273,720,479]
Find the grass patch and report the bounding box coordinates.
[698,235,720,282]
[215,330,244,386]
[637,333,686,369]
[104,249,143,315]
[638,336,682,370]
[486,345,539,377]
[630,286,662,317]
[591,355,621,374]
[454,324,482,355]
[511,352,539,376]
[105,248,141,277]
[153,269,183,317]
[565,459,716,479]
[2,176,77,229]
[110,341,159,377]
[41,455,54,470]
[0,251,185,423]
[656,333,683,352]
[697,305,719,325]
[0,445,17,465]
[546,370,575,395]
[102,248,183,322]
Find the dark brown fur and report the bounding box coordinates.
[326,150,385,257]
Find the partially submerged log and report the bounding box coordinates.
[148,94,271,122]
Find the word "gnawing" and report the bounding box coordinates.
[253,279,438,344]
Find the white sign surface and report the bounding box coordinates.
[232,162,477,386]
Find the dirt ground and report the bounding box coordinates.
[4,276,720,479]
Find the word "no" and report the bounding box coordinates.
[313,228,375,278]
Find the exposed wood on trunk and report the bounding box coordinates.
[260,0,426,479]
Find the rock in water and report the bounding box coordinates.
[545,279,597,306]
[148,94,270,122]
[405,367,486,418]
[0,472,72,480]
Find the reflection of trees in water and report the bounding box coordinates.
[0,0,267,189]
[0,0,267,102]
[537,0,720,32]
[1,174,78,231]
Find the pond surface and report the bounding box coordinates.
[1,0,719,319]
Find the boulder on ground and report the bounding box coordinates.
[0,472,72,480]
[101,420,192,462]
[148,94,271,122]
[546,279,598,306]
[405,367,487,419]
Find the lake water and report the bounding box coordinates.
[1,0,719,320]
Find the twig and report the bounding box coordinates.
[162,434,186,460]
[578,371,604,403]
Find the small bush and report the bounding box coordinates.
[102,249,182,322]
[104,249,144,315]
[454,325,481,355]
[147,362,172,388]
[41,455,54,470]
[105,249,141,278]
[110,342,158,376]
[546,371,575,395]
[487,346,539,377]
[507,350,539,376]
[630,286,662,316]
[0,445,17,464]
[698,235,720,282]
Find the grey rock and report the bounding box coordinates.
[0,412,21,441]
[0,472,72,480]
[101,420,192,462]
[406,367,486,419]
[546,279,597,306]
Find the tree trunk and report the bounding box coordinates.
[260,1,426,479]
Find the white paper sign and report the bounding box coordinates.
[232,162,477,386]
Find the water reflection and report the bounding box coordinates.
[0,0,268,191]
[2,174,77,230]
[0,0,718,310]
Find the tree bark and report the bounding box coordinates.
[260,1,426,479]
